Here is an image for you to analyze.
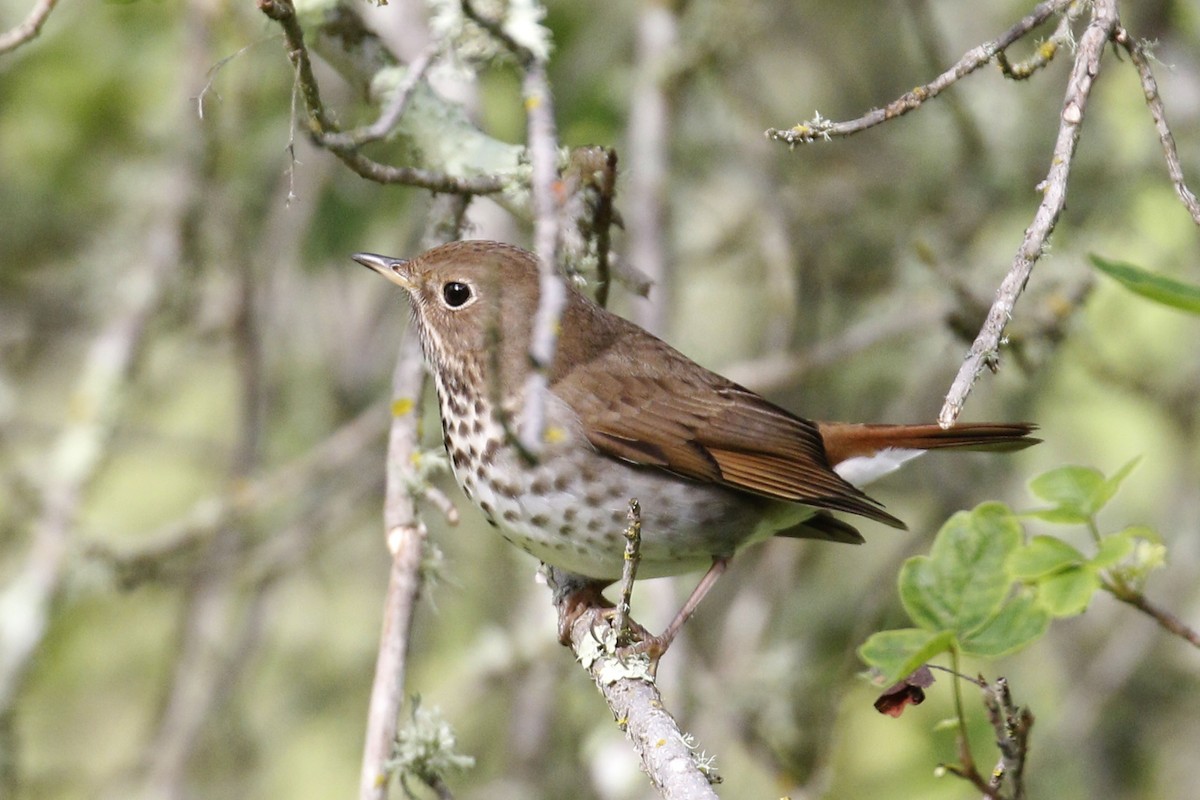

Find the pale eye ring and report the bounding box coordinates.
[442,281,472,308]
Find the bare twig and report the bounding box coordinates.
[613,500,643,644]
[0,0,58,55]
[938,0,1118,426]
[765,0,1073,145]
[997,7,1076,81]
[1115,29,1200,225]
[982,677,1034,800]
[1103,576,1200,648]
[359,194,469,800]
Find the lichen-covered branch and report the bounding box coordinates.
[554,595,722,800]
[257,0,516,195]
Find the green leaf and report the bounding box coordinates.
[958,593,1050,658]
[1090,255,1200,315]
[858,629,956,684]
[1091,531,1136,569]
[1008,535,1086,581]
[1027,466,1107,519]
[899,503,1022,633]
[1036,566,1101,617]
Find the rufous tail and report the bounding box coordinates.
[817,422,1039,467]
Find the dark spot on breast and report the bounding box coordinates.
[481,439,500,465]
[553,474,571,492]
[502,509,519,523]
[480,501,495,519]
[530,476,551,495]
[531,514,549,527]
[495,481,520,499]
[451,448,470,469]
[473,399,485,416]
[564,507,576,522]
[559,525,574,537]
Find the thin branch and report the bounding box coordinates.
[0,0,58,55]
[516,56,567,459]
[359,194,469,800]
[1115,29,1200,225]
[765,0,1074,145]
[938,0,1118,426]
[256,0,506,195]
[997,7,1076,81]
[1102,576,1200,648]
[555,595,722,800]
[319,45,438,150]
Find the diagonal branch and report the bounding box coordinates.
[765,0,1074,145]
[0,0,58,55]
[938,0,1119,425]
[1115,28,1200,226]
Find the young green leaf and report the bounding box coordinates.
[1034,566,1100,617]
[1090,531,1137,570]
[958,593,1050,658]
[1027,466,1108,519]
[1008,535,1086,581]
[858,629,956,685]
[899,503,1022,634]
[1089,255,1200,315]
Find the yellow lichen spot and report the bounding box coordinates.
[544,425,566,444]
[1039,41,1057,59]
[409,451,422,466]
[525,94,542,112]
[392,397,415,417]
[655,738,666,748]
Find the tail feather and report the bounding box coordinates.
[817,422,1039,468]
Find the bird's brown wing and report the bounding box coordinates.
[553,322,905,528]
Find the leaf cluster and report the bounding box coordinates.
[860,460,1164,683]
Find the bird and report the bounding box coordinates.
[353,240,1037,653]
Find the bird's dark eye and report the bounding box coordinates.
[442,281,472,308]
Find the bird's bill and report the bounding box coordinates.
[351,252,414,290]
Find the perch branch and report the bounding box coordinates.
[556,599,722,799]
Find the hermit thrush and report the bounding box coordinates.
[354,241,1037,649]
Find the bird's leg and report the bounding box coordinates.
[547,567,615,645]
[622,556,730,661]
